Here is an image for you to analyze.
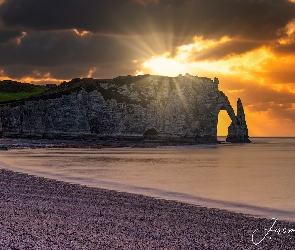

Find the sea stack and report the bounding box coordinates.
[226,98,251,143]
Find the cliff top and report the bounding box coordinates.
[0,80,46,104]
[0,74,217,106]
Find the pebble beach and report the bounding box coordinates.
[0,168,294,249]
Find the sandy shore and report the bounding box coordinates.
[0,169,294,249]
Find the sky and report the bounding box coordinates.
[0,0,295,136]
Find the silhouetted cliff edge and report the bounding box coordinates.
[0,74,250,143]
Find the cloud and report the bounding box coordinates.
[0,30,146,78]
[247,102,295,125]
[227,81,295,107]
[1,0,295,40]
[225,80,295,130]
[0,28,22,43]
[268,105,295,122]
[1,0,295,79]
[0,26,199,79]
[274,41,295,54]
[189,40,265,61]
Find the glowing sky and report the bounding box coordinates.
[0,0,295,136]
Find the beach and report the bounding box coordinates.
[0,168,294,249]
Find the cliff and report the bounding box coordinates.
[0,74,250,143]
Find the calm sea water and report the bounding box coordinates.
[0,137,295,222]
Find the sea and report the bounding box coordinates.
[0,137,295,222]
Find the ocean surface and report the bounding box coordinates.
[0,137,295,222]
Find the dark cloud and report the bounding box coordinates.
[0,26,196,79]
[231,84,295,109]
[0,28,22,43]
[189,40,264,61]
[274,41,295,54]
[0,30,146,79]
[247,102,295,122]
[0,31,133,65]
[0,0,295,80]
[1,0,294,40]
[3,65,88,79]
[224,81,295,124]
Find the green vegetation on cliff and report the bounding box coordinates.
[0,80,46,103]
[0,87,46,103]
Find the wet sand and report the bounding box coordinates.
[0,168,294,249]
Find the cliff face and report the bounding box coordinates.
[0,74,250,143]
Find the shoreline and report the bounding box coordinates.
[0,137,210,150]
[2,158,295,224]
[0,168,295,249]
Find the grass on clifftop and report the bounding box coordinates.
[0,87,46,103]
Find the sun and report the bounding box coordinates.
[143,54,186,76]
[139,36,235,77]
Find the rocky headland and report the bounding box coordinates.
[0,74,250,143]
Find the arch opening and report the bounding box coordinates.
[217,110,232,141]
